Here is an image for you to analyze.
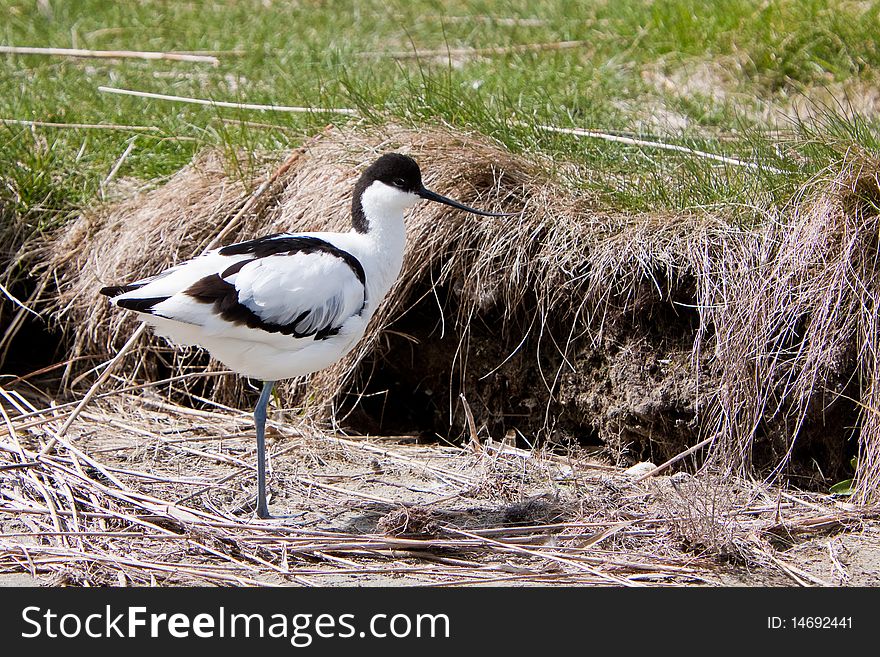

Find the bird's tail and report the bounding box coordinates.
[100,283,169,313]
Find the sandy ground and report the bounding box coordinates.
[0,573,40,586]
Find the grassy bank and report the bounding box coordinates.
[2,0,879,240]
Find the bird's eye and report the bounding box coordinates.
[392,178,406,188]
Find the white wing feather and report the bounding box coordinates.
[233,252,364,332]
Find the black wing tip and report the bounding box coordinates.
[100,283,144,297]
[100,284,126,297]
[115,296,169,313]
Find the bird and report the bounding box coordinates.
[100,152,513,519]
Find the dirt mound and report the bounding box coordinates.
[18,125,880,500]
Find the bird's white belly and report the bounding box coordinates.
[141,312,368,381]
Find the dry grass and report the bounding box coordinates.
[698,159,880,503]
[2,391,876,586]
[15,123,880,504]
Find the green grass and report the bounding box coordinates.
[1,0,879,244]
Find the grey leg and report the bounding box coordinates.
[254,380,275,519]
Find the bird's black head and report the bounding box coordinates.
[351,152,517,233]
[359,153,423,194]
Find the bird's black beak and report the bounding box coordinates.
[417,187,517,217]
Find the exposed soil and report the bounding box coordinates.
[340,270,855,488]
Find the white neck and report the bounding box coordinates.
[356,181,417,307]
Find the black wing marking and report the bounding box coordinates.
[100,283,147,297]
